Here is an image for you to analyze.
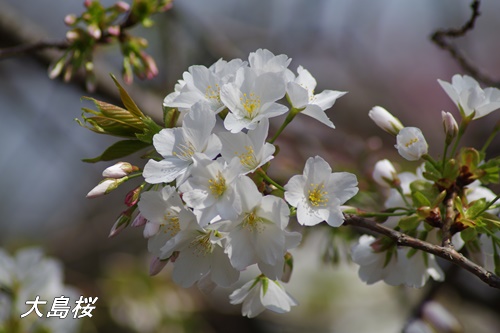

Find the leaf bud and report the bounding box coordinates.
[368,106,404,136]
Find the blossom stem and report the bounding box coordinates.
[268,108,299,144]
[450,118,469,158]
[256,169,285,192]
[355,211,414,218]
[396,186,411,207]
[441,141,451,171]
[480,125,500,156]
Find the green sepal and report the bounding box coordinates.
[82,139,151,163]
[261,276,269,295]
[135,117,163,144]
[423,160,441,181]
[110,74,145,118]
[398,215,421,232]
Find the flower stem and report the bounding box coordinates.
[257,169,285,192]
[480,125,500,156]
[355,211,414,218]
[268,108,299,144]
[450,118,470,158]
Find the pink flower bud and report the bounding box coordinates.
[102,162,134,178]
[84,0,92,8]
[441,111,458,143]
[109,207,134,237]
[149,257,168,276]
[64,14,77,25]
[124,184,143,207]
[131,214,147,227]
[422,301,461,332]
[141,52,158,79]
[66,30,80,42]
[87,24,101,40]
[107,25,121,36]
[115,1,130,12]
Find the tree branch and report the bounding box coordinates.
[431,0,500,87]
[344,214,500,289]
[0,41,68,60]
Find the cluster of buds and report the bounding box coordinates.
[49,0,172,90]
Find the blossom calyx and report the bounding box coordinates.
[368,106,404,135]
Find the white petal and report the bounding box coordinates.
[143,158,188,184]
[286,82,309,109]
[301,104,335,128]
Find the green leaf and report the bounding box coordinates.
[412,191,431,207]
[410,180,437,205]
[83,139,151,163]
[477,157,500,184]
[423,161,441,181]
[442,158,459,180]
[460,227,477,242]
[465,198,488,219]
[110,74,145,118]
[398,215,421,231]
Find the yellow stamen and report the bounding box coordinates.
[189,231,214,257]
[242,210,264,233]
[405,138,418,147]
[208,171,226,198]
[205,84,221,103]
[173,141,196,161]
[161,212,180,238]
[240,92,261,118]
[236,146,257,170]
[308,183,329,207]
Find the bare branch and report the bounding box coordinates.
[431,0,500,87]
[344,214,500,289]
[0,41,68,60]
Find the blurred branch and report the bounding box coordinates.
[344,214,500,289]
[431,0,500,87]
[0,41,68,60]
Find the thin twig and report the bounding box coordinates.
[441,194,456,248]
[344,214,500,289]
[0,41,68,60]
[431,0,500,87]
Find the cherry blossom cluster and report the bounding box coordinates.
[84,50,500,318]
[87,49,359,317]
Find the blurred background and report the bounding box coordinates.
[1,0,500,332]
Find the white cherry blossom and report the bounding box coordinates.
[221,67,288,133]
[143,103,221,185]
[286,66,346,128]
[284,156,358,227]
[368,106,404,135]
[395,127,428,161]
[229,276,297,318]
[438,74,500,119]
[218,118,275,174]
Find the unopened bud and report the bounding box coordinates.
[422,301,461,333]
[141,52,158,79]
[64,14,77,26]
[368,106,404,136]
[372,159,399,187]
[84,0,93,8]
[48,58,65,79]
[125,184,144,207]
[115,1,130,12]
[86,178,123,198]
[87,24,101,40]
[441,111,458,144]
[102,161,135,178]
[149,257,168,276]
[109,207,134,237]
[131,213,147,227]
[107,25,121,36]
[66,30,80,42]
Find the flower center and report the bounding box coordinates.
[242,210,264,233]
[161,212,180,238]
[189,231,214,257]
[208,171,227,198]
[205,84,221,103]
[405,138,418,148]
[240,92,261,118]
[173,141,196,161]
[236,146,257,170]
[308,183,328,207]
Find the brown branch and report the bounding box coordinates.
[0,41,68,60]
[344,214,500,289]
[441,194,456,248]
[431,0,500,87]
